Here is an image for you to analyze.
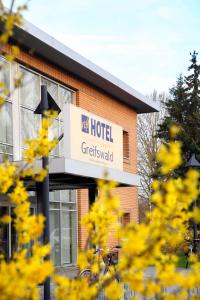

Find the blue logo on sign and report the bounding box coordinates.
[81,114,89,134]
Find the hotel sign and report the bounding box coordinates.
[64,104,123,170]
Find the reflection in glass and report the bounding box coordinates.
[59,121,64,156]
[62,203,76,210]
[71,211,77,264]
[0,59,10,92]
[70,191,76,203]
[59,86,73,120]
[50,202,60,209]
[0,153,13,162]
[49,118,59,156]
[0,102,12,145]
[41,78,58,102]
[60,190,70,202]
[50,209,61,266]
[49,191,77,265]
[61,210,70,264]
[21,108,40,142]
[50,191,60,202]
[20,68,40,109]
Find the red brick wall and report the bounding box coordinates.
[6,45,139,250]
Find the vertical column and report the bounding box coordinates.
[11,62,21,161]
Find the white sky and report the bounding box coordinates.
[4,0,200,96]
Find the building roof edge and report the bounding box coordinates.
[12,20,159,113]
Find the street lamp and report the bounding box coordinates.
[185,153,200,254]
[34,85,61,300]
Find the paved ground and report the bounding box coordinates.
[39,267,199,299]
[55,265,79,278]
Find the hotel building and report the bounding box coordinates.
[0,21,158,269]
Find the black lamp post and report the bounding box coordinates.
[185,153,200,254]
[34,85,61,300]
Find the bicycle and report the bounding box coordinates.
[78,245,121,283]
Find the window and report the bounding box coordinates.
[123,130,130,160]
[121,212,130,226]
[20,66,74,157]
[0,58,13,161]
[0,202,36,261]
[50,190,77,266]
[0,62,77,266]
[20,68,41,142]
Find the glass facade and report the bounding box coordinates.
[20,67,73,157]
[0,58,13,161]
[20,68,41,141]
[0,59,77,266]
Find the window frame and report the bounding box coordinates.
[49,190,77,266]
[18,64,75,158]
[123,129,130,163]
[0,57,13,160]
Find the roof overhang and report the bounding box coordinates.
[19,157,140,190]
[5,20,159,114]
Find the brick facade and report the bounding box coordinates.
[6,44,138,250]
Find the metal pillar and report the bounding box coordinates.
[34,85,61,300]
[193,200,198,254]
[185,153,200,254]
[41,86,51,300]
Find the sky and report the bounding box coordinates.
[4,0,200,96]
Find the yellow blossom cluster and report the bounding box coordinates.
[54,276,98,300]
[0,5,57,299]
[0,103,58,298]
[55,135,200,300]
[0,3,26,107]
[156,141,182,174]
[0,246,53,300]
[23,117,57,164]
[1,5,200,299]
[0,162,15,193]
[0,4,26,45]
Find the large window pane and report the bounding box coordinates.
[20,68,40,109]
[59,86,73,120]
[50,191,60,202]
[60,190,70,202]
[61,203,76,210]
[0,59,10,92]
[60,190,76,203]
[71,212,77,264]
[0,102,12,145]
[41,78,58,102]
[49,118,59,156]
[50,209,61,266]
[0,153,13,162]
[70,191,76,203]
[21,108,40,142]
[61,210,70,264]
[59,121,64,156]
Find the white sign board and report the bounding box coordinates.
[64,104,123,170]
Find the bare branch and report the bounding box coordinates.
[137,91,166,222]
